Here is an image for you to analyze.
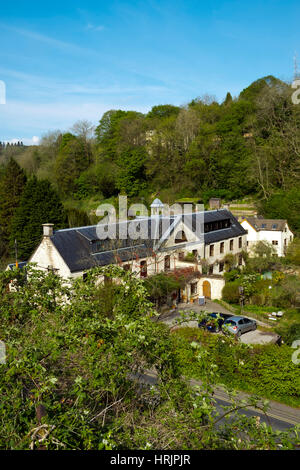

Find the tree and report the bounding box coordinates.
[9,177,66,260]
[0,158,27,258]
[144,272,183,308]
[116,147,147,196]
[286,238,300,265]
[71,120,95,141]
[259,188,300,235]
[146,104,180,120]
[0,265,298,450]
[55,133,92,194]
[223,92,233,106]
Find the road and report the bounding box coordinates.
[135,371,300,432]
[152,300,300,432]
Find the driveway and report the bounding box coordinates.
[159,300,279,345]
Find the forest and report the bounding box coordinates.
[0,75,300,265]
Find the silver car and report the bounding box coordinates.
[223,316,257,338]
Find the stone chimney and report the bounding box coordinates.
[42,223,54,237]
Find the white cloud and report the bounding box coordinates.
[86,23,105,32]
[5,136,40,146]
[0,101,150,143]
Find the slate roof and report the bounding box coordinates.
[180,209,247,244]
[244,217,287,232]
[204,210,247,244]
[49,210,247,273]
[50,217,175,273]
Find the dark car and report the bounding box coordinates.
[198,312,234,333]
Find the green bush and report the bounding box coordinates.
[223,269,240,282]
[277,323,300,346]
[222,280,240,303]
[174,328,300,407]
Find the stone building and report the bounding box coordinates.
[25,204,247,302]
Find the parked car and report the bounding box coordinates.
[223,316,257,338]
[198,312,234,333]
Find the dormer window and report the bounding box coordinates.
[175,230,187,243]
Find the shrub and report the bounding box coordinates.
[224,269,240,282]
[277,323,300,346]
[222,280,240,303]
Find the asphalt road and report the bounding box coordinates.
[134,371,300,433]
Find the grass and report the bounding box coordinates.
[230,206,256,211]
[63,195,117,216]
[213,300,297,328]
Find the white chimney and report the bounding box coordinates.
[43,223,54,237]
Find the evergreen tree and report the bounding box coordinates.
[55,133,92,195]
[9,177,67,260]
[223,92,233,106]
[0,158,27,258]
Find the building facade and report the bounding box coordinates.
[241,217,294,257]
[26,206,248,302]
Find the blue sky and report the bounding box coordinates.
[0,0,299,144]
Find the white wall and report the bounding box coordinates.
[30,237,72,279]
[241,220,294,257]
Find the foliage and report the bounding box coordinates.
[55,133,92,195]
[9,177,67,260]
[174,327,300,407]
[223,268,240,282]
[286,238,300,265]
[276,322,300,347]
[222,280,241,304]
[144,272,182,307]
[0,266,298,449]
[116,147,147,196]
[0,158,27,258]
[259,188,300,235]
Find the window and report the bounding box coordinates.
[219,262,224,273]
[220,242,224,254]
[192,249,198,258]
[261,224,267,229]
[284,239,287,246]
[204,219,230,233]
[164,255,170,271]
[175,230,187,243]
[230,239,234,251]
[238,254,243,266]
[272,240,278,245]
[140,261,147,278]
[209,245,214,257]
[238,237,242,249]
[208,265,214,275]
[272,224,278,229]
[190,282,198,296]
[178,252,184,261]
